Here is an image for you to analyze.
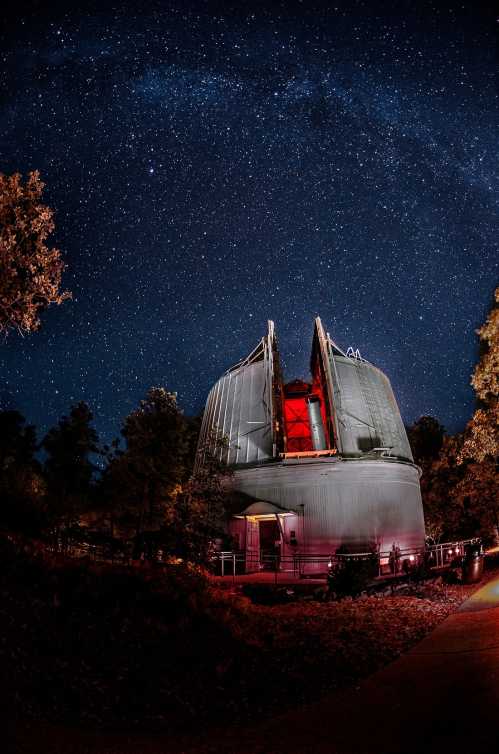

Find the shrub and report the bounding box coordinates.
[327,555,378,598]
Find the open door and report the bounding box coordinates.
[195,320,282,469]
[312,317,413,460]
[245,518,260,572]
[310,317,344,454]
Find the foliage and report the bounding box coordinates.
[90,438,129,538]
[460,407,499,464]
[407,416,447,541]
[420,434,467,540]
[407,415,445,466]
[185,412,203,473]
[96,403,232,565]
[0,410,45,532]
[421,433,498,544]
[460,287,499,464]
[95,389,191,555]
[169,432,232,564]
[453,458,499,542]
[409,289,499,543]
[0,535,253,731]
[0,409,37,468]
[327,553,378,598]
[121,387,190,542]
[0,171,70,336]
[471,287,499,404]
[121,388,190,498]
[42,402,99,533]
[1,534,484,737]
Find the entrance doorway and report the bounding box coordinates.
[233,503,298,573]
[259,519,281,570]
[245,517,260,572]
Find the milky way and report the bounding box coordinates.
[1,0,498,442]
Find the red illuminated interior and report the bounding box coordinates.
[283,380,313,452]
[282,378,330,452]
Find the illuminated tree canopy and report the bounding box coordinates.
[0,171,70,336]
[460,288,499,463]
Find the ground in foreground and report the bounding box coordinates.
[2,538,493,752]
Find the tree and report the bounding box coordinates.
[117,388,191,554]
[421,433,469,541]
[455,287,499,542]
[169,430,231,564]
[454,458,499,542]
[407,416,445,466]
[42,402,99,539]
[0,410,45,532]
[419,432,498,545]
[460,287,499,463]
[418,289,499,544]
[94,401,231,565]
[0,171,70,336]
[407,416,447,541]
[90,438,126,540]
[0,409,37,470]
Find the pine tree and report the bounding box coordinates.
[0,410,45,532]
[407,416,445,466]
[407,416,447,542]
[118,388,190,556]
[42,402,99,540]
[170,429,231,564]
[422,433,468,541]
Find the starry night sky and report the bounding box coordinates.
[1,0,498,444]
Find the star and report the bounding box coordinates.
[0,0,496,443]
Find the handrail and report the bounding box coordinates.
[211,538,481,580]
[44,536,481,583]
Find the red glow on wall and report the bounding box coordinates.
[283,380,313,452]
[282,375,332,453]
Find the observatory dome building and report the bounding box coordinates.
[196,318,425,572]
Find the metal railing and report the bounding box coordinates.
[43,536,481,584]
[421,539,478,570]
[212,538,480,583]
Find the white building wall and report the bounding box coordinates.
[232,458,425,560]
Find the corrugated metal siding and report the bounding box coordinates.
[197,359,273,466]
[332,358,377,454]
[328,355,413,461]
[233,458,425,554]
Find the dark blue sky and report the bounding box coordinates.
[1,0,497,443]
